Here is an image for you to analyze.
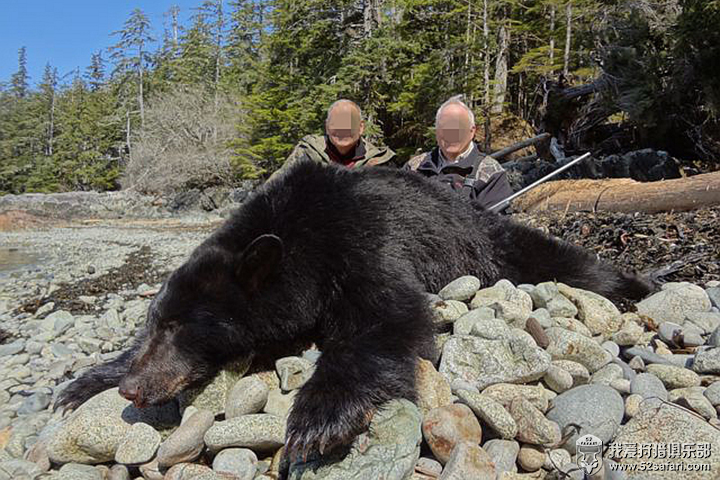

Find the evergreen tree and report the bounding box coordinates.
[10,47,30,99]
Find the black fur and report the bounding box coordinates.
[55,160,651,464]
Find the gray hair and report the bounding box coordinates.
[326,99,363,125]
[435,95,475,128]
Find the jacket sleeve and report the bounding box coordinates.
[471,171,514,212]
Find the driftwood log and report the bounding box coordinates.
[512,171,720,214]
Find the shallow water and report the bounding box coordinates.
[0,247,39,273]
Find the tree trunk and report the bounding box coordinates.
[563,1,572,77]
[549,4,555,67]
[48,90,55,156]
[512,172,720,214]
[139,44,145,129]
[491,22,509,114]
[483,0,490,106]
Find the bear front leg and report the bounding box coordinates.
[283,327,419,463]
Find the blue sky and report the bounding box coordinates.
[1,1,202,85]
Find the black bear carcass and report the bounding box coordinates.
[55,160,651,462]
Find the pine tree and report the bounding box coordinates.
[10,47,30,99]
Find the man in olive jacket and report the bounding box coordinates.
[405,96,513,211]
[278,100,395,176]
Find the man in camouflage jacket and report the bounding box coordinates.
[405,96,513,211]
[275,100,395,178]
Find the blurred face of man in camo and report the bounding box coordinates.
[436,103,477,161]
[325,102,365,155]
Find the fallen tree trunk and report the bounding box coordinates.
[492,133,551,161]
[512,171,720,214]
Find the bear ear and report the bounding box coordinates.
[237,234,284,293]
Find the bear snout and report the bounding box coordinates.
[119,377,146,408]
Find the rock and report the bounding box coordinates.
[212,448,257,480]
[263,388,297,417]
[646,364,701,389]
[612,402,720,478]
[483,439,519,476]
[0,459,43,480]
[481,383,549,412]
[157,409,215,468]
[628,356,645,371]
[108,464,130,480]
[557,284,622,335]
[635,282,711,324]
[590,363,624,385]
[544,448,572,470]
[509,396,561,446]
[226,376,269,418]
[684,311,720,334]
[276,357,315,391]
[517,444,545,472]
[545,328,612,373]
[455,389,518,439]
[529,308,552,329]
[114,422,161,465]
[630,372,668,402]
[470,280,533,328]
[658,321,685,346]
[165,463,220,480]
[438,276,481,302]
[703,381,720,406]
[525,316,549,349]
[438,442,496,480]
[204,414,286,452]
[439,331,550,390]
[415,359,453,416]
[46,388,179,464]
[452,308,495,336]
[139,459,164,480]
[693,347,720,374]
[430,299,469,326]
[668,387,717,420]
[544,365,574,393]
[546,385,624,453]
[624,394,643,419]
[552,360,590,386]
[56,463,103,480]
[42,310,75,336]
[178,359,251,416]
[611,322,644,346]
[707,287,720,309]
[602,341,620,358]
[0,340,24,357]
[415,457,442,478]
[624,346,693,368]
[422,404,482,464]
[17,391,51,415]
[610,378,631,394]
[289,400,422,480]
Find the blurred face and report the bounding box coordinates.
[326,103,365,155]
[436,104,477,161]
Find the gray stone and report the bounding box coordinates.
[693,347,720,374]
[415,359,453,415]
[263,388,297,417]
[226,375,269,418]
[611,322,644,346]
[0,459,43,480]
[624,346,694,368]
[509,396,561,446]
[590,363,624,385]
[636,282,711,324]
[108,464,130,480]
[212,448,257,480]
[546,384,624,454]
[452,307,495,336]
[46,388,179,464]
[668,387,716,420]
[430,299,469,326]
[703,381,720,406]
[545,327,612,373]
[157,409,214,468]
[544,448,572,470]
[628,356,645,371]
[415,457,442,478]
[517,444,545,472]
[17,391,51,415]
[178,359,251,416]
[630,372,668,402]
[0,340,24,357]
[529,308,552,329]
[646,364,701,389]
[45,310,75,335]
[289,400,421,480]
[684,311,720,334]
[613,403,720,478]
[528,281,558,309]
[552,360,590,386]
[204,414,286,452]
[557,284,622,335]
[438,275,481,302]
[276,356,315,391]
[439,330,550,390]
[455,389,517,439]
[480,383,549,412]
[546,294,579,318]
[438,443,496,480]
[602,341,620,358]
[544,364,574,393]
[56,463,103,480]
[483,439,519,476]
[470,279,533,329]
[165,463,220,480]
[115,422,161,465]
[707,287,720,309]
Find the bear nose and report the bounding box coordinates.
[119,378,141,404]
